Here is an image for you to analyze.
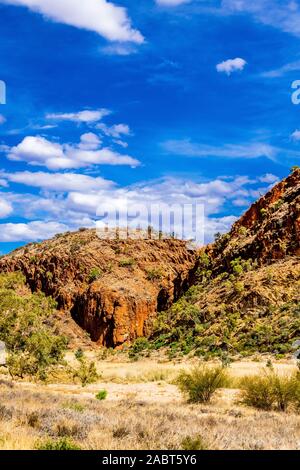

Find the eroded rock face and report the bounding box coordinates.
[0,231,197,347]
[207,169,300,271]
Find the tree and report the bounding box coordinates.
[0,272,67,380]
[73,354,99,387]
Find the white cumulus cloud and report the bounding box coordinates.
[97,122,131,138]
[291,129,300,141]
[46,109,110,123]
[79,133,102,150]
[0,220,69,242]
[6,135,140,170]
[1,171,114,192]
[1,0,144,43]
[216,58,247,75]
[0,198,13,218]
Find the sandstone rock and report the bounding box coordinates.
[207,168,300,272]
[0,231,197,347]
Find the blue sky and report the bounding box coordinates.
[1,0,300,252]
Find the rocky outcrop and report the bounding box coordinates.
[0,230,197,347]
[207,168,300,272]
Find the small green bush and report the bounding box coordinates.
[73,357,99,387]
[146,268,163,281]
[177,365,228,403]
[131,337,150,354]
[119,258,136,268]
[271,373,299,412]
[36,437,81,451]
[181,435,208,450]
[240,371,300,412]
[74,348,84,360]
[88,268,102,283]
[239,374,274,410]
[96,389,108,401]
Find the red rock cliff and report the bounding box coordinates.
[0,230,198,347]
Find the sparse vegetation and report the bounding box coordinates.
[0,273,67,380]
[181,435,208,450]
[36,437,81,451]
[177,365,228,403]
[73,355,99,387]
[146,268,163,281]
[1,359,300,450]
[88,268,102,283]
[95,390,108,401]
[239,370,300,412]
[119,258,136,268]
[151,260,300,358]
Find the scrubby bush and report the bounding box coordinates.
[131,337,150,354]
[239,374,274,410]
[36,437,81,450]
[240,370,300,412]
[119,258,136,268]
[88,267,102,283]
[181,435,208,450]
[74,348,84,360]
[146,268,163,281]
[177,365,228,403]
[0,273,67,380]
[270,373,299,412]
[73,355,99,387]
[96,390,108,401]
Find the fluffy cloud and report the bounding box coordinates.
[79,133,102,150]
[46,109,110,123]
[291,129,300,141]
[0,172,278,243]
[0,220,69,242]
[216,58,247,75]
[0,198,12,218]
[259,173,279,184]
[97,123,131,138]
[1,171,114,192]
[6,135,140,170]
[1,0,144,43]
[162,139,277,160]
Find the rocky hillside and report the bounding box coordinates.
[207,168,300,273]
[151,169,300,358]
[152,257,300,357]
[1,170,300,355]
[0,231,197,348]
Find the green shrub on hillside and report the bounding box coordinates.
[88,267,102,282]
[119,258,136,268]
[146,268,163,281]
[0,273,67,380]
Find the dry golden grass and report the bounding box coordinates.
[65,351,298,384]
[1,356,300,450]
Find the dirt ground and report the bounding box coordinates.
[0,355,300,450]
